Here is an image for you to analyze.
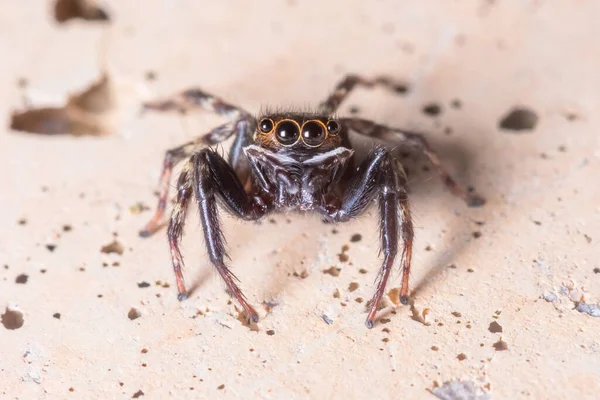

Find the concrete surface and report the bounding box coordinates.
[1,1,599,399]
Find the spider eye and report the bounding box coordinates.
[259,118,274,133]
[275,120,300,145]
[326,120,340,134]
[301,121,326,147]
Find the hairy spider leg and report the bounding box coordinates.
[341,118,486,207]
[318,74,409,115]
[166,158,194,298]
[142,87,251,121]
[139,87,254,237]
[320,146,414,329]
[168,149,270,322]
[140,121,235,237]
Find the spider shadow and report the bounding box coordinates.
[349,130,489,326]
[184,268,213,299]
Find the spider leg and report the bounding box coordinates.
[340,118,485,207]
[142,87,252,121]
[318,74,408,115]
[320,146,414,329]
[139,120,254,237]
[166,158,195,299]
[169,148,270,322]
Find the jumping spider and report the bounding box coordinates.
[139,75,484,328]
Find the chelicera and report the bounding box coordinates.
[139,75,485,328]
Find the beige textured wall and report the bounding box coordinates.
[1,1,599,399]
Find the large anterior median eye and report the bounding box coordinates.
[275,120,300,145]
[301,121,327,147]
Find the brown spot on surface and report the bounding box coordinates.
[266,330,275,336]
[132,389,144,398]
[593,268,600,274]
[54,0,111,24]
[323,266,341,277]
[456,353,467,361]
[53,313,61,319]
[472,231,482,239]
[137,281,150,288]
[15,274,28,284]
[217,384,225,390]
[293,269,309,279]
[451,311,462,318]
[348,282,359,292]
[101,240,124,255]
[489,321,503,333]
[422,103,442,117]
[128,308,141,320]
[2,306,24,329]
[17,77,28,88]
[145,70,157,81]
[46,244,57,252]
[499,107,538,132]
[493,339,508,351]
[350,233,362,242]
[431,346,439,351]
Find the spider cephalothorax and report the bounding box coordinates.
[139,75,485,328]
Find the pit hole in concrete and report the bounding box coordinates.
[101,239,124,255]
[132,389,144,398]
[493,339,508,351]
[54,0,110,24]
[2,305,24,329]
[10,73,114,136]
[488,321,503,333]
[422,103,442,117]
[128,307,141,320]
[348,282,360,292]
[499,107,538,132]
[350,233,362,242]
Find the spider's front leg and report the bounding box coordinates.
[142,87,250,122]
[320,146,414,329]
[341,118,486,207]
[318,74,408,115]
[139,87,253,237]
[140,120,245,237]
[167,148,270,322]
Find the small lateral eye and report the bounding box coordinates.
[275,120,300,145]
[326,120,340,134]
[259,118,274,133]
[301,121,326,147]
